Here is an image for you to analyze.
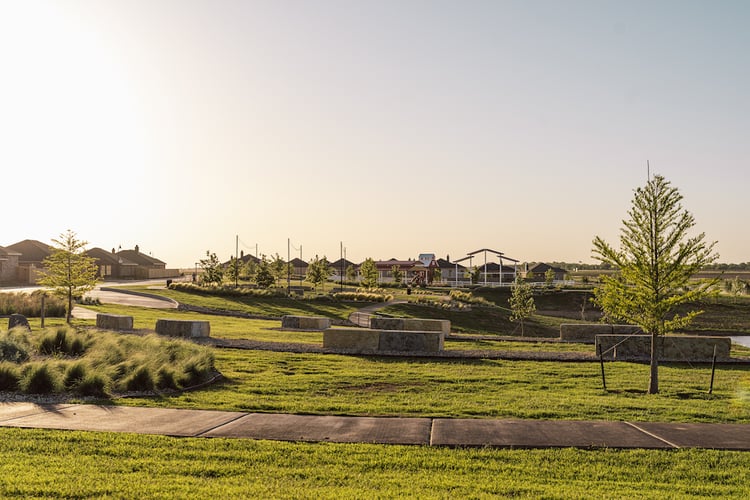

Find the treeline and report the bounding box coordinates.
[543,262,750,272]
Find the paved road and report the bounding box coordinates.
[1,402,749,451]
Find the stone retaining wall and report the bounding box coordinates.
[595,334,731,362]
[324,327,444,353]
[155,319,210,338]
[281,315,332,330]
[96,313,133,331]
[560,323,642,343]
[369,317,451,335]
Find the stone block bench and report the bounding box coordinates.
[560,323,642,343]
[369,317,451,335]
[96,313,133,331]
[155,319,210,339]
[595,334,731,362]
[281,315,332,330]
[324,327,444,353]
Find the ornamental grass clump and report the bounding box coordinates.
[0,363,21,391]
[0,291,66,317]
[21,363,62,394]
[0,329,31,363]
[38,327,90,356]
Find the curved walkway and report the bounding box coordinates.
[348,300,406,327]
[1,402,749,451]
[73,285,178,319]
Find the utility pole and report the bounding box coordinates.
[235,234,239,288]
[340,241,344,292]
[287,238,291,295]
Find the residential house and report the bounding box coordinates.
[435,257,467,284]
[329,258,357,281]
[86,247,138,280]
[375,258,426,284]
[5,239,52,284]
[526,263,567,282]
[0,246,21,284]
[116,245,179,279]
[477,262,518,284]
[289,258,308,279]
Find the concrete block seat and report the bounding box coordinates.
[155,319,210,339]
[560,324,642,343]
[281,315,331,330]
[324,327,444,353]
[595,334,731,362]
[369,317,451,335]
[96,313,134,331]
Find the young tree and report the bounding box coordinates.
[225,256,240,286]
[38,230,99,324]
[199,251,224,286]
[345,264,357,283]
[509,278,536,336]
[592,174,718,394]
[306,256,332,292]
[359,258,378,289]
[544,268,555,287]
[270,254,287,286]
[466,266,481,284]
[255,256,275,288]
[391,265,404,285]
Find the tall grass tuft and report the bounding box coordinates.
[0,291,66,317]
[0,328,31,363]
[38,327,90,356]
[0,362,21,390]
[21,363,62,394]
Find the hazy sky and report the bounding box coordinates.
[1,0,748,267]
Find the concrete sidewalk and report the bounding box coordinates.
[1,402,749,451]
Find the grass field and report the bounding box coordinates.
[3,285,750,497]
[0,428,748,498]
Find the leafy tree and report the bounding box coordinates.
[544,268,555,287]
[592,174,718,394]
[359,258,378,289]
[38,230,99,324]
[225,257,240,285]
[199,251,224,286]
[255,256,275,288]
[345,264,357,283]
[730,277,747,303]
[509,279,536,336]
[433,267,442,284]
[242,259,257,281]
[306,256,332,291]
[270,254,287,286]
[466,266,481,284]
[391,265,403,285]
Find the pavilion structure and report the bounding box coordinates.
[454,249,520,287]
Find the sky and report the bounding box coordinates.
[1,0,748,268]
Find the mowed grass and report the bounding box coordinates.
[0,428,748,499]
[117,349,750,423]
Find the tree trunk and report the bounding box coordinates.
[67,290,73,325]
[648,331,659,394]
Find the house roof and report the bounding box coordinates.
[529,263,566,274]
[479,262,518,272]
[6,239,52,263]
[289,257,308,267]
[329,258,356,269]
[0,245,22,257]
[436,258,466,270]
[375,259,424,271]
[117,249,166,267]
[87,247,138,266]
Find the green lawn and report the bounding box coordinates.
[0,428,747,499]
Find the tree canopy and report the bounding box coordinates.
[592,174,718,393]
[38,230,99,324]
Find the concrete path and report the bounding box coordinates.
[73,284,178,319]
[1,403,749,451]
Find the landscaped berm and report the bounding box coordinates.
[0,325,215,398]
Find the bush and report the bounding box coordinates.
[21,364,62,394]
[168,282,286,298]
[63,361,88,390]
[0,291,66,317]
[0,329,31,363]
[121,365,155,392]
[0,363,21,391]
[333,291,393,302]
[38,327,89,356]
[75,373,109,397]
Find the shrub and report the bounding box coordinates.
[38,327,89,356]
[155,366,179,390]
[21,364,62,394]
[168,282,285,298]
[333,291,393,302]
[122,365,155,392]
[63,361,88,390]
[0,330,30,363]
[0,363,21,391]
[75,373,109,397]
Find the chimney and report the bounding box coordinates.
[135,245,139,254]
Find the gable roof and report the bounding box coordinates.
[87,247,138,266]
[0,245,22,257]
[529,263,566,274]
[289,257,308,267]
[435,258,466,270]
[6,239,52,263]
[117,249,166,267]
